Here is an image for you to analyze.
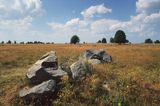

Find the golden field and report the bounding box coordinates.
[0,44,160,106]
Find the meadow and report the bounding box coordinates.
[0,44,160,106]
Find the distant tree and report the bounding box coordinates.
[114,30,128,44]
[7,40,11,44]
[97,40,102,43]
[154,40,160,44]
[46,42,51,44]
[110,37,114,43]
[34,41,38,44]
[20,42,24,44]
[70,35,80,44]
[145,38,153,43]
[102,38,107,43]
[14,40,17,44]
[26,41,33,44]
[1,41,4,44]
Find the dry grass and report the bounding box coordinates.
[0,44,160,106]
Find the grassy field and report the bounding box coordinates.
[0,44,160,106]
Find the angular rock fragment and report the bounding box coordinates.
[19,80,56,98]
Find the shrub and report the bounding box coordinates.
[154,40,160,44]
[97,40,102,43]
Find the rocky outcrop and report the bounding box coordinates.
[19,49,112,102]
[70,49,112,80]
[20,51,67,98]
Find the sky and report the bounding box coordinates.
[0,0,160,43]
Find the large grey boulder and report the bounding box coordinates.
[70,61,92,80]
[19,80,56,98]
[80,49,112,64]
[26,51,67,84]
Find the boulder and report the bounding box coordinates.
[80,49,112,63]
[37,51,58,69]
[19,80,56,98]
[26,51,67,85]
[26,66,67,84]
[70,61,92,80]
[26,65,52,84]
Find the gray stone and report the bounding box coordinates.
[46,68,67,77]
[26,51,66,85]
[88,59,101,65]
[26,65,52,84]
[80,49,112,63]
[38,51,58,69]
[19,80,56,98]
[70,61,92,80]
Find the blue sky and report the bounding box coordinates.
[0,0,160,43]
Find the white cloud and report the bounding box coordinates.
[0,0,45,42]
[0,16,33,31]
[136,0,160,14]
[144,11,160,23]
[48,18,88,31]
[0,0,43,19]
[81,4,112,19]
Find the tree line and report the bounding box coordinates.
[70,30,160,44]
[0,41,54,44]
[1,30,160,44]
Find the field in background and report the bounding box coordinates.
[0,44,160,106]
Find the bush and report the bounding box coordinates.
[70,35,80,44]
[97,40,102,43]
[154,40,160,44]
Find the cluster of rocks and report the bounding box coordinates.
[71,49,112,80]
[19,51,67,98]
[80,49,112,65]
[19,49,112,100]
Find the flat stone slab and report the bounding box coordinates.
[19,80,56,98]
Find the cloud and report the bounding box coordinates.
[0,16,33,31]
[0,0,45,42]
[0,0,43,19]
[48,18,88,31]
[48,2,160,43]
[81,4,112,19]
[136,0,160,14]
